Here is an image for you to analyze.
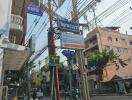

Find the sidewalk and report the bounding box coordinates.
[91,93,132,96]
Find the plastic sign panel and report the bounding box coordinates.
[0,0,12,38]
[60,33,85,49]
[49,56,60,66]
[28,3,43,16]
[62,50,75,58]
[57,20,80,33]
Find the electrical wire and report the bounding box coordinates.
[25,16,42,45]
[89,0,131,26]
[114,13,132,26]
[107,8,130,25]
[65,0,87,18]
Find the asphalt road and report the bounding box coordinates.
[37,96,132,100]
[91,96,132,100]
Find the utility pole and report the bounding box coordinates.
[68,58,73,100]
[47,0,60,100]
[92,6,97,27]
[38,60,41,71]
[71,0,90,100]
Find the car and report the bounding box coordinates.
[36,91,44,99]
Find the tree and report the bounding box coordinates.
[87,49,127,81]
[31,70,43,87]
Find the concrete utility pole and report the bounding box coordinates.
[48,0,60,100]
[71,0,90,100]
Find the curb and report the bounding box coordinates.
[91,94,132,96]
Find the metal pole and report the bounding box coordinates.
[38,60,41,71]
[68,58,73,100]
[48,0,60,100]
[92,6,97,27]
[51,68,55,100]
[55,67,61,100]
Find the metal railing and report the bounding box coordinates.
[10,14,23,31]
[0,86,8,100]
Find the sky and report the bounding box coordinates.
[27,0,132,68]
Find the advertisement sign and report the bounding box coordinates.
[62,50,75,58]
[0,0,12,38]
[49,56,60,66]
[57,20,80,33]
[60,33,85,49]
[28,3,43,16]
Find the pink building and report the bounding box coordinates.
[85,27,132,82]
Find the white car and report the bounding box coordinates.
[36,91,44,98]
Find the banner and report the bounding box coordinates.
[0,0,12,38]
[60,33,85,49]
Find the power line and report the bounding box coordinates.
[25,16,42,45]
[107,8,130,25]
[88,0,131,27]
[27,16,38,34]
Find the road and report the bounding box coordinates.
[91,96,132,100]
[37,96,132,100]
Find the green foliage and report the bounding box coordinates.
[31,70,43,86]
[87,49,127,72]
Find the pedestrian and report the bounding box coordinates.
[32,91,37,100]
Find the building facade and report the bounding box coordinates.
[85,27,132,83]
[10,0,27,44]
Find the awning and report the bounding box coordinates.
[0,38,30,70]
[3,48,30,70]
[102,75,132,83]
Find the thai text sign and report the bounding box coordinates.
[60,33,85,49]
[49,56,60,66]
[57,20,80,33]
[28,3,43,16]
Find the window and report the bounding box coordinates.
[115,47,121,55]
[124,48,128,53]
[115,38,118,41]
[129,41,132,45]
[108,36,112,42]
[116,47,121,53]
[121,38,126,44]
[105,46,111,51]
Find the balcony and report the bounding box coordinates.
[10,14,23,32]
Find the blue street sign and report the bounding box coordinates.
[28,4,43,16]
[62,50,75,58]
[57,20,80,33]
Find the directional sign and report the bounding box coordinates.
[57,20,80,33]
[28,3,43,16]
[62,50,75,58]
[49,56,60,66]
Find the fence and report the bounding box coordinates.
[0,86,8,100]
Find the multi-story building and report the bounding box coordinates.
[0,0,31,99]
[10,0,27,44]
[85,27,132,91]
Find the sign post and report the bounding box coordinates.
[62,50,75,100]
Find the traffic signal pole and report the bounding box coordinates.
[48,0,60,100]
